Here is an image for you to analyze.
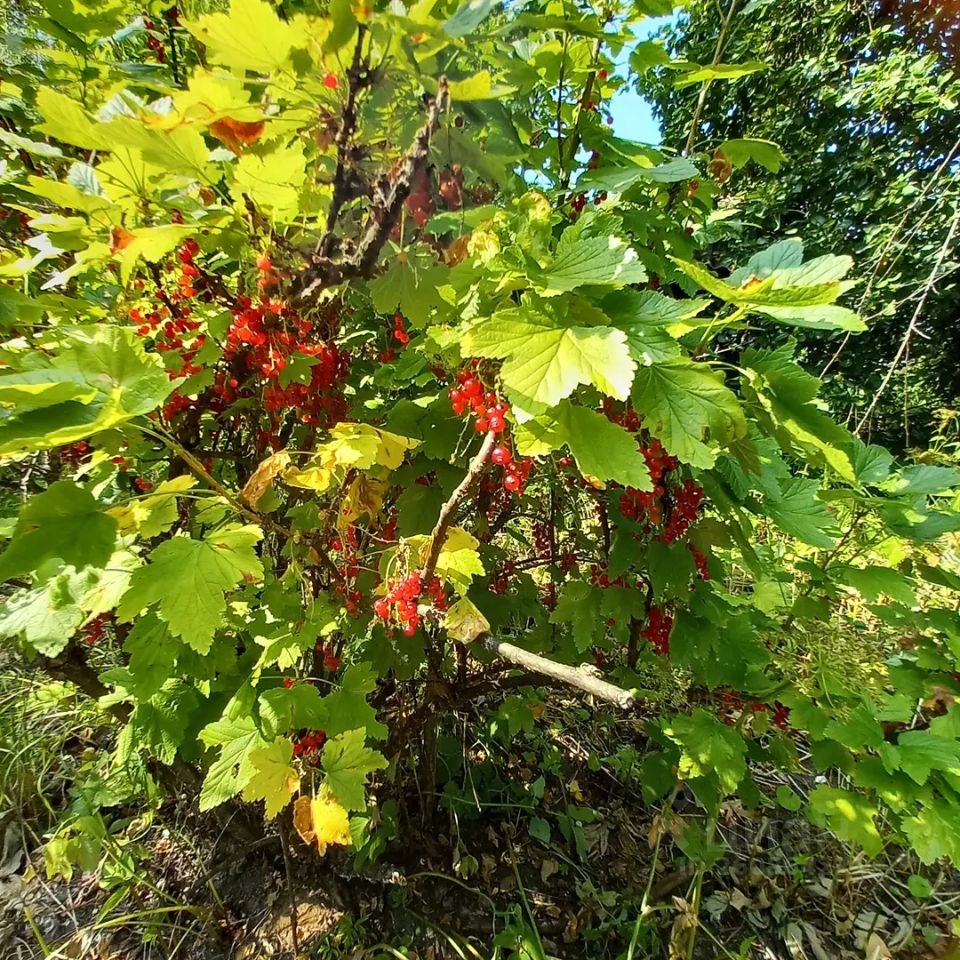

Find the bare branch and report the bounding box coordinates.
[420,429,497,584]
[480,637,637,711]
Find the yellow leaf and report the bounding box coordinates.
[242,739,300,819]
[419,527,485,586]
[340,476,387,529]
[444,597,489,643]
[241,451,290,507]
[293,793,352,855]
[326,422,419,470]
[108,476,197,537]
[282,459,336,492]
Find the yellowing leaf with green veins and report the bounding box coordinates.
[282,461,336,492]
[339,476,388,528]
[234,143,306,215]
[108,476,197,538]
[321,729,387,811]
[198,715,267,810]
[632,359,747,469]
[242,739,300,819]
[117,525,263,654]
[444,597,490,643]
[185,0,299,74]
[325,422,419,470]
[416,527,485,587]
[293,793,352,855]
[463,305,635,410]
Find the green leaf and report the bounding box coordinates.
[185,0,298,74]
[321,729,387,811]
[118,525,263,654]
[907,875,933,899]
[751,304,865,332]
[632,359,746,469]
[259,683,327,740]
[549,581,603,652]
[667,709,747,794]
[533,236,647,294]
[823,702,883,750]
[647,540,696,600]
[463,304,635,410]
[34,87,110,150]
[674,60,767,86]
[122,613,182,699]
[514,402,653,489]
[0,481,117,581]
[882,465,960,496]
[198,715,267,810]
[719,138,786,172]
[443,0,496,36]
[0,572,84,656]
[761,476,838,548]
[315,663,388,740]
[893,731,960,785]
[600,289,686,365]
[578,158,699,192]
[902,800,960,864]
[0,327,173,456]
[741,344,856,481]
[834,565,916,606]
[808,786,883,856]
[234,143,306,216]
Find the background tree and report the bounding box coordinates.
[638,0,960,450]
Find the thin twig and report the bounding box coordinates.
[683,0,740,156]
[855,207,960,435]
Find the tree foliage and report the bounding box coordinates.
[638,0,960,448]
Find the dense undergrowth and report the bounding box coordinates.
[0,0,959,957]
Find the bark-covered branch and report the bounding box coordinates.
[480,637,638,710]
[420,429,497,584]
[295,77,450,301]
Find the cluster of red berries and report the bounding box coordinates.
[641,606,673,656]
[489,559,516,595]
[492,444,533,494]
[689,545,710,580]
[393,312,410,346]
[80,613,113,646]
[133,477,154,492]
[217,295,350,429]
[61,440,91,465]
[718,691,791,731]
[316,641,340,673]
[374,571,446,636]
[143,18,167,63]
[660,477,704,545]
[449,370,508,435]
[331,526,363,618]
[292,729,327,762]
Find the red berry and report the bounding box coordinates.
[491,446,511,466]
[323,73,338,89]
[504,473,521,492]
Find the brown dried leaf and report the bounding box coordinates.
[240,451,290,507]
